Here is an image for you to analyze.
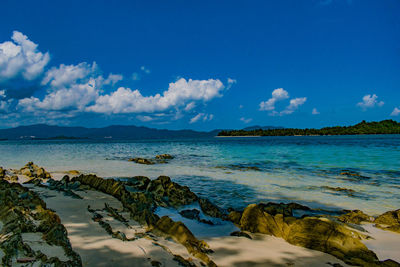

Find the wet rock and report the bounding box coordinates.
[151,260,162,267]
[126,176,151,190]
[340,170,369,180]
[129,157,154,165]
[104,203,128,224]
[227,210,243,225]
[146,176,198,207]
[230,231,252,239]
[199,198,226,219]
[67,170,80,176]
[180,209,201,220]
[173,255,196,267]
[375,209,400,233]
[322,186,356,197]
[338,210,374,224]
[155,154,174,160]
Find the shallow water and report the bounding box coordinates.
[1,135,399,215]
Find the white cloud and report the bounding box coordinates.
[87,78,225,114]
[42,62,98,89]
[0,90,5,98]
[357,94,384,110]
[260,88,306,116]
[189,113,214,124]
[259,88,289,111]
[184,101,196,111]
[312,108,320,115]
[140,66,151,74]
[0,31,49,82]
[391,107,400,117]
[240,117,252,123]
[280,97,307,115]
[18,78,99,112]
[103,73,123,86]
[136,115,155,122]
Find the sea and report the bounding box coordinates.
[1,135,399,215]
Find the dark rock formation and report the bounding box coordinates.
[338,210,374,224]
[375,209,400,234]
[155,154,174,160]
[128,157,155,165]
[19,162,51,179]
[179,209,214,225]
[199,198,226,219]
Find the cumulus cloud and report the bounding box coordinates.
[0,31,233,125]
[240,117,252,124]
[260,88,306,116]
[357,94,384,110]
[312,108,320,115]
[391,107,400,117]
[259,88,289,111]
[189,113,214,124]
[87,78,225,114]
[0,31,49,82]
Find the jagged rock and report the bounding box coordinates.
[340,170,370,180]
[375,209,400,233]
[154,216,216,267]
[173,255,196,267]
[126,176,151,190]
[67,170,80,176]
[338,210,373,224]
[155,154,174,160]
[199,198,225,219]
[19,162,51,179]
[230,231,252,239]
[128,157,154,165]
[146,176,198,207]
[228,210,242,225]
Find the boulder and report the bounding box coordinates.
[19,162,51,179]
[199,198,226,219]
[375,209,400,233]
[338,210,373,224]
[0,166,5,178]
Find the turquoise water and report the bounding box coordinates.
[1,135,399,215]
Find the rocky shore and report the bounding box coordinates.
[0,162,399,266]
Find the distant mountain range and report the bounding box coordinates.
[0,124,221,140]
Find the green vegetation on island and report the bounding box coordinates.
[218,120,400,137]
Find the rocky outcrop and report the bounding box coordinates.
[179,209,213,225]
[155,154,174,160]
[199,198,226,219]
[128,157,155,165]
[154,216,216,267]
[19,162,51,179]
[338,210,374,224]
[0,179,81,266]
[0,166,5,178]
[375,209,400,234]
[230,202,395,266]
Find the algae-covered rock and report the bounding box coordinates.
[129,157,154,165]
[375,209,400,233]
[155,154,174,160]
[199,198,226,219]
[338,210,373,224]
[19,162,51,179]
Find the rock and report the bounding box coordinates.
[173,255,196,267]
[340,170,369,180]
[230,231,252,239]
[19,162,51,179]
[236,203,386,266]
[375,209,400,233]
[228,210,242,225]
[338,210,373,224]
[199,198,226,219]
[154,216,216,266]
[180,209,201,220]
[146,176,198,207]
[129,157,154,165]
[155,154,174,160]
[126,176,151,190]
[151,260,162,267]
[67,170,80,176]
[0,166,5,178]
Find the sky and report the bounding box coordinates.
[0,0,399,130]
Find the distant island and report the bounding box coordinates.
[218,120,400,136]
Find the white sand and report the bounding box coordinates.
[206,234,350,267]
[362,223,400,262]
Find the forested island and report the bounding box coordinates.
[218,120,400,136]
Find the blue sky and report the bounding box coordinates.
[0,0,399,130]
